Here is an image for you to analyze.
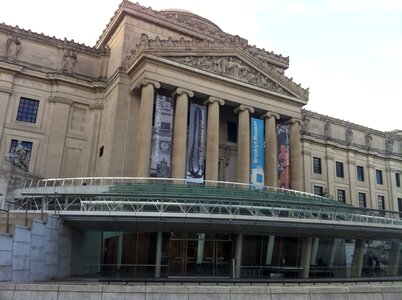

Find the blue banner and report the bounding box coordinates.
[250,117,265,188]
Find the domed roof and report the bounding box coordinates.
[160,9,222,32]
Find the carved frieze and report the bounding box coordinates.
[127,34,308,100]
[171,56,290,95]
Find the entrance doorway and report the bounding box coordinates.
[168,233,232,277]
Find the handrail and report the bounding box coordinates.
[23,176,334,203]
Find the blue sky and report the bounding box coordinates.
[1,0,401,131]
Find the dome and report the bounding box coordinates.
[160,9,222,32]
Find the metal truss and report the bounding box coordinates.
[15,178,402,230]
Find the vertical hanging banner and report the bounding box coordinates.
[277,124,290,189]
[186,103,206,183]
[150,94,174,178]
[250,117,265,189]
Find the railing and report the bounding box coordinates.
[22,177,332,203]
[12,178,402,227]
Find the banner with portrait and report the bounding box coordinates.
[250,117,265,189]
[150,94,174,178]
[186,103,206,183]
[277,124,290,189]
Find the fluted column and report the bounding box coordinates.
[289,118,302,191]
[234,105,254,184]
[204,97,225,183]
[171,88,194,179]
[134,79,160,177]
[261,112,280,187]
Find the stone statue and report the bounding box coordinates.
[4,141,30,172]
[6,36,21,61]
[63,49,77,76]
[324,120,331,139]
[346,127,353,145]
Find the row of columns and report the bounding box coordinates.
[134,80,302,190]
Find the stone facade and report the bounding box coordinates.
[0,0,401,213]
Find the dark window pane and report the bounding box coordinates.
[16,97,39,123]
[376,170,383,185]
[357,166,365,181]
[336,162,344,178]
[358,192,366,208]
[227,121,237,143]
[313,157,322,174]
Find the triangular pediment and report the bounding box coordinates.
[125,34,309,101]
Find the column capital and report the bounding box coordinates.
[204,96,224,106]
[261,111,280,120]
[48,96,73,106]
[137,79,161,89]
[0,86,13,94]
[289,117,302,126]
[172,87,194,98]
[234,104,254,114]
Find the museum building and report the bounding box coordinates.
[0,0,401,282]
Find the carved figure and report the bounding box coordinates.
[324,120,331,138]
[386,137,394,153]
[346,127,353,145]
[6,36,21,61]
[365,133,373,149]
[63,49,77,76]
[5,140,30,171]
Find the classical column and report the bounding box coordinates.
[351,239,366,277]
[204,97,225,183]
[234,233,243,278]
[387,240,401,276]
[171,88,194,179]
[134,79,160,177]
[234,105,254,184]
[300,237,313,278]
[155,231,163,278]
[289,118,302,191]
[261,112,280,187]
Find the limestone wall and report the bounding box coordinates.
[0,215,71,283]
[0,282,401,300]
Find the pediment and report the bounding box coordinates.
[126,34,309,101]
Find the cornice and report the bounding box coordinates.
[0,23,107,55]
[48,96,73,105]
[302,109,401,139]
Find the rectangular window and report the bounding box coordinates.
[377,195,385,210]
[399,198,402,217]
[358,192,366,208]
[356,166,365,182]
[227,121,237,143]
[396,173,401,188]
[99,145,104,157]
[336,162,344,178]
[313,157,322,174]
[376,169,383,185]
[337,189,346,203]
[16,97,39,123]
[313,185,324,196]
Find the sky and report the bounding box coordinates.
[1,0,401,132]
